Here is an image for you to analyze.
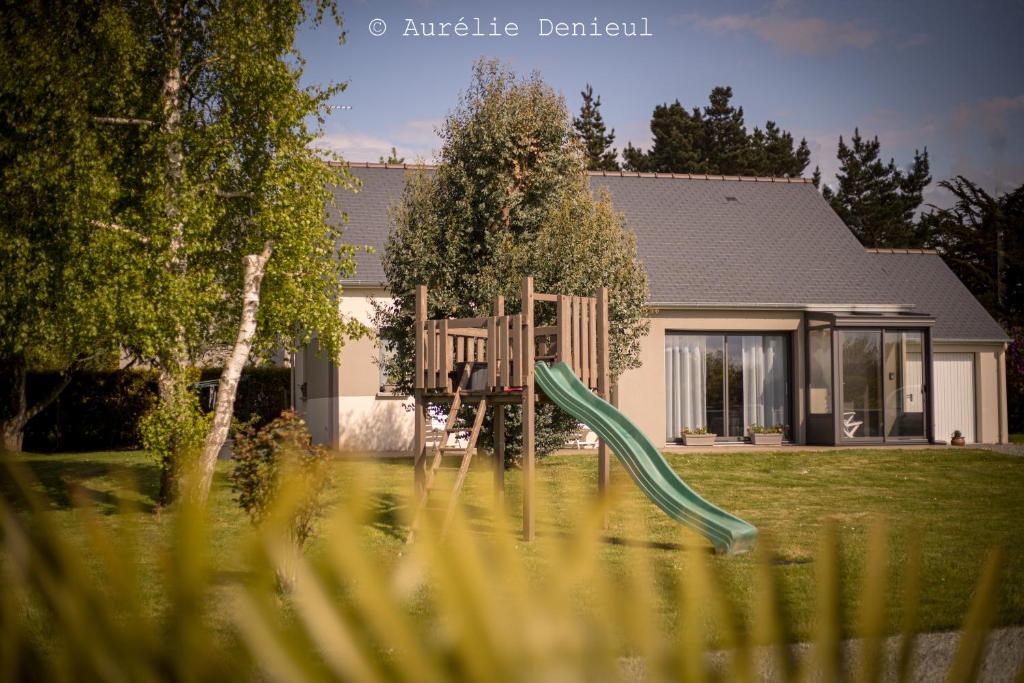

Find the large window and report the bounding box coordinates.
[665,333,789,440]
[836,328,928,440]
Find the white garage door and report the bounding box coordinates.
[933,353,976,443]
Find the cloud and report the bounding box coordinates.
[315,118,442,163]
[693,13,877,55]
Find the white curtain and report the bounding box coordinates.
[742,336,787,434]
[665,335,706,440]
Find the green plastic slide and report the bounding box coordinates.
[535,361,757,554]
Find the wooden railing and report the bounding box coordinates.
[414,290,603,393]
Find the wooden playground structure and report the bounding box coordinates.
[408,276,610,542]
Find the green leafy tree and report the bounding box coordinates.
[822,129,930,248]
[376,60,649,463]
[624,87,810,177]
[0,1,128,451]
[379,147,405,164]
[89,0,365,503]
[573,84,619,171]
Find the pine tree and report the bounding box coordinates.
[702,86,748,175]
[624,87,809,177]
[623,100,704,172]
[825,129,930,248]
[573,84,619,171]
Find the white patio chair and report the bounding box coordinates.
[842,411,863,438]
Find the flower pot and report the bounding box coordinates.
[951,435,966,447]
[751,432,783,446]
[681,433,716,446]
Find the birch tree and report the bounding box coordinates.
[92,0,364,503]
[0,1,127,451]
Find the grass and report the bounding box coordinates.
[5,447,1024,642]
[1010,433,1024,444]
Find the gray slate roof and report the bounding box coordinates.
[871,252,1007,341]
[332,164,1006,342]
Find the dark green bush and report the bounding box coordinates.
[21,367,291,452]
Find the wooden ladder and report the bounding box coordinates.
[406,366,488,544]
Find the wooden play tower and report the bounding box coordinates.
[408,276,610,542]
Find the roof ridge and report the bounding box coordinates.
[332,160,813,184]
[865,247,939,255]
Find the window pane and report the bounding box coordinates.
[884,331,926,437]
[664,335,709,440]
[839,330,882,438]
[705,337,725,437]
[809,327,833,414]
[741,335,788,434]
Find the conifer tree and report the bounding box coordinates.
[573,84,619,171]
[624,87,809,177]
[824,129,930,248]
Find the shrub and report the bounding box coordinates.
[22,370,159,452]
[230,410,331,562]
[139,375,210,504]
[19,367,290,452]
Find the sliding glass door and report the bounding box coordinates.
[665,333,789,441]
[838,330,882,438]
[836,328,927,441]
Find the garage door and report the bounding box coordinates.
[933,353,975,443]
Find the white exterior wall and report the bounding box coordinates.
[294,288,415,453]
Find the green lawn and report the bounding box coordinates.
[1011,433,1024,444]
[5,447,1024,641]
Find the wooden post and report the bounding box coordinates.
[493,295,505,506]
[414,285,427,496]
[521,277,536,541]
[556,295,571,365]
[596,288,610,503]
[494,405,505,508]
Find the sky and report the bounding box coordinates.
[297,0,1024,207]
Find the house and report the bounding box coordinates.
[292,163,1009,450]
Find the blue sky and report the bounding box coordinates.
[298,0,1024,206]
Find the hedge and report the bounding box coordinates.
[22,367,291,453]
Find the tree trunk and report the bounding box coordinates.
[155,365,181,506]
[1,353,76,453]
[154,3,187,506]
[187,242,273,505]
[1,355,27,452]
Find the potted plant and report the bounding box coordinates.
[749,424,785,446]
[950,430,966,447]
[681,427,716,446]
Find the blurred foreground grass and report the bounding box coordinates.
[2,447,1022,680]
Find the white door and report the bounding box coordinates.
[933,353,976,443]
